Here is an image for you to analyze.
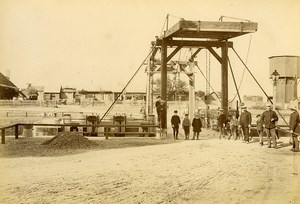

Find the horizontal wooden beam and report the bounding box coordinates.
[152,39,233,48]
[180,21,258,33]
[163,20,258,39]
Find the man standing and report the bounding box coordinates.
[182,114,191,140]
[217,109,227,140]
[261,104,278,148]
[155,96,162,123]
[171,110,181,140]
[256,114,264,146]
[239,106,252,143]
[289,105,300,152]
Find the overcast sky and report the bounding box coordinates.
[0,0,299,100]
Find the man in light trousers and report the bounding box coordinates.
[261,104,278,148]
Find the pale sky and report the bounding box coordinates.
[0,0,300,100]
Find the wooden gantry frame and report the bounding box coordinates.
[150,19,257,128]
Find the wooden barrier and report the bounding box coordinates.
[0,123,159,144]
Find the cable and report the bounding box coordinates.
[219,15,250,22]
[205,49,211,95]
[232,47,289,127]
[195,64,221,102]
[159,16,168,37]
[230,34,252,102]
[159,14,184,37]
[228,56,242,103]
[99,45,157,123]
[168,13,183,20]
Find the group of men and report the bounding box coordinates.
[217,103,300,152]
[155,95,299,152]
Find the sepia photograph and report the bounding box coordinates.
[0,0,300,203]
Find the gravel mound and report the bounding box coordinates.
[42,132,96,149]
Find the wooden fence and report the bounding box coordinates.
[0,123,159,144]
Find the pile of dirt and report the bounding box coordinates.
[42,132,97,149]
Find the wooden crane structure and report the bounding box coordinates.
[149,19,258,129]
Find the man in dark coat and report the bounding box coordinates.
[192,113,202,140]
[239,106,252,143]
[261,104,278,148]
[155,96,162,123]
[217,109,227,140]
[289,105,300,152]
[171,110,181,139]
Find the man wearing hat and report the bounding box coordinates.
[171,110,181,140]
[289,105,300,152]
[155,96,162,123]
[192,112,202,140]
[239,106,252,143]
[261,103,278,148]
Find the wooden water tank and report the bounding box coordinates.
[269,56,300,103]
[269,56,300,78]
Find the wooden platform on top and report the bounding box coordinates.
[162,20,258,40]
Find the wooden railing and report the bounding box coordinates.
[0,123,159,144]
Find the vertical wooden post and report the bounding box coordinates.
[105,126,109,140]
[15,125,19,139]
[146,56,151,117]
[1,129,5,144]
[221,42,229,116]
[188,60,195,122]
[161,39,168,129]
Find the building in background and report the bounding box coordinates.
[269,55,300,104]
[78,90,113,102]
[113,91,146,101]
[61,87,76,104]
[0,72,25,99]
[21,84,45,100]
[44,87,61,101]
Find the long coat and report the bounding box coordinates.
[239,110,252,127]
[171,115,181,127]
[261,110,278,129]
[217,113,227,127]
[192,118,202,132]
[289,111,300,132]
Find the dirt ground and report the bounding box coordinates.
[0,129,300,204]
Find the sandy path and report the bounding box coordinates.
[0,130,300,204]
